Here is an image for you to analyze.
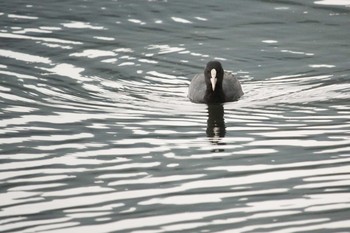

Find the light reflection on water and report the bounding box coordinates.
[1,0,350,232]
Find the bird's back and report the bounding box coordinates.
[222,72,244,101]
[188,73,207,103]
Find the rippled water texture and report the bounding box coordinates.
[1,0,350,232]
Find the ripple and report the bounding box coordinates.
[314,0,350,6]
[70,49,116,58]
[262,40,278,44]
[128,19,146,25]
[171,17,192,24]
[147,44,186,54]
[61,21,105,30]
[0,49,52,64]
[309,64,336,68]
[8,14,38,20]
[0,32,82,44]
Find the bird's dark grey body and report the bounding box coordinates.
[188,61,244,103]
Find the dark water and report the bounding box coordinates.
[1,0,350,232]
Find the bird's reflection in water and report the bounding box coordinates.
[206,104,226,152]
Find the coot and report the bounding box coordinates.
[188,61,243,103]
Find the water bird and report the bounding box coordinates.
[188,61,243,103]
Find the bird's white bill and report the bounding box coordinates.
[210,69,217,91]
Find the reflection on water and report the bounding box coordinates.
[1,0,350,232]
[206,104,226,152]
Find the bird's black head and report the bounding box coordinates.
[203,61,225,103]
[204,61,224,92]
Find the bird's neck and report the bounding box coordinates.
[205,85,225,103]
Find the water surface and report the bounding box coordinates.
[1,0,350,232]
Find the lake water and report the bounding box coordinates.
[1,0,350,232]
